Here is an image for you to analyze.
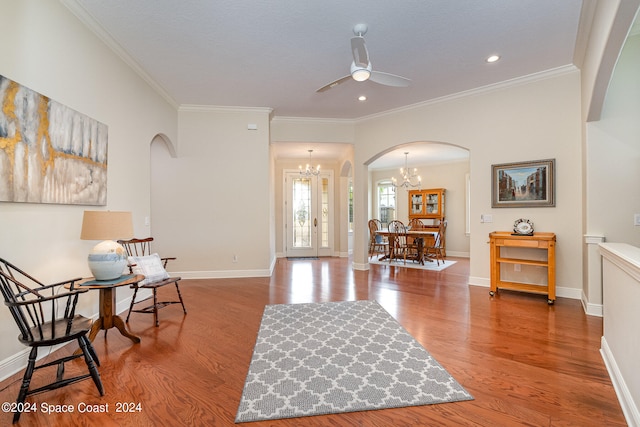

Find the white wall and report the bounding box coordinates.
[588,28,640,425]
[0,0,177,365]
[600,243,640,426]
[587,33,640,244]
[351,70,583,299]
[151,107,273,276]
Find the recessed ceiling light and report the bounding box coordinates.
[486,55,500,63]
[358,95,367,101]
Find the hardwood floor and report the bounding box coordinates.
[0,257,625,426]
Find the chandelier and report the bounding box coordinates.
[392,152,421,189]
[299,149,320,177]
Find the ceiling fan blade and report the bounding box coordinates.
[369,71,411,87]
[316,75,352,93]
[351,36,369,68]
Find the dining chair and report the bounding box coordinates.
[425,219,447,265]
[387,220,420,264]
[408,218,425,229]
[117,237,187,327]
[0,258,104,424]
[368,219,389,260]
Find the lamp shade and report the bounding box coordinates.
[81,211,134,280]
[80,211,134,240]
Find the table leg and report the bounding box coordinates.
[87,318,103,342]
[112,315,141,343]
[93,287,141,344]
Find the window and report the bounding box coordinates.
[378,182,396,226]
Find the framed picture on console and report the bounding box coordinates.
[491,159,555,208]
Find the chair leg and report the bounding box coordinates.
[13,347,37,423]
[81,334,100,367]
[126,286,139,323]
[152,288,159,327]
[175,283,187,314]
[56,359,65,382]
[77,336,104,396]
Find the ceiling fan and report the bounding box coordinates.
[316,24,411,93]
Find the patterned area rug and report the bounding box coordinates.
[235,300,472,423]
[369,258,457,271]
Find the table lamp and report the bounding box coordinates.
[80,210,134,280]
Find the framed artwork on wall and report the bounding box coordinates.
[491,159,555,208]
[0,74,108,205]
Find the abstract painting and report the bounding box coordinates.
[0,74,107,205]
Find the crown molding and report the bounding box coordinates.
[356,65,579,123]
[60,0,583,125]
[61,0,178,110]
[178,104,273,115]
[271,116,356,125]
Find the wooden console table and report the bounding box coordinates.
[489,231,556,304]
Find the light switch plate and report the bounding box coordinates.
[634,213,640,226]
[481,214,493,223]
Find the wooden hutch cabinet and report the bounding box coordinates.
[407,188,446,256]
[408,188,445,220]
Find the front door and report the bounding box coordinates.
[285,171,333,258]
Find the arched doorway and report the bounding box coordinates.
[366,141,470,259]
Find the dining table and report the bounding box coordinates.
[375,228,437,263]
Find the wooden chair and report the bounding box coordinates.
[408,218,424,229]
[117,238,187,327]
[368,219,389,260]
[0,258,104,424]
[425,220,447,265]
[388,220,421,264]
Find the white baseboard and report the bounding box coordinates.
[446,251,470,258]
[468,277,583,304]
[0,347,33,383]
[581,291,603,317]
[175,257,276,279]
[601,337,640,427]
[468,276,490,287]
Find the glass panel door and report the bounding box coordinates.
[285,171,333,257]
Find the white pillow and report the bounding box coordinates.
[128,253,169,285]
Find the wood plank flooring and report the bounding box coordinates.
[0,257,626,426]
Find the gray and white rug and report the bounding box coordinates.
[235,300,472,423]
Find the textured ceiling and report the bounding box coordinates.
[64,0,586,168]
[67,0,583,120]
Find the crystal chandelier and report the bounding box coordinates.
[299,149,320,177]
[392,152,421,189]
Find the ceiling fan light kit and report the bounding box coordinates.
[351,62,371,81]
[316,24,411,93]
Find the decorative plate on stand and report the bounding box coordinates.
[513,218,534,236]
